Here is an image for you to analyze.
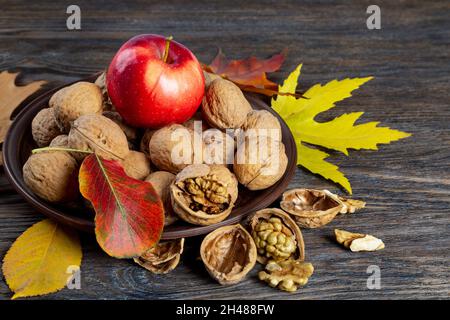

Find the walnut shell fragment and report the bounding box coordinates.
[335,229,385,252]
[134,238,184,274]
[201,224,257,285]
[170,164,238,226]
[280,189,366,228]
[249,208,305,264]
[145,171,178,226]
[259,259,314,292]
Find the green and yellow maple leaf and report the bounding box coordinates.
[273,64,411,194]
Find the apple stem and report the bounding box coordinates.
[163,35,173,63]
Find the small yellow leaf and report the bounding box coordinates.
[2,219,82,299]
[271,64,302,118]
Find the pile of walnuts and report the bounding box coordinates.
[24,71,288,228]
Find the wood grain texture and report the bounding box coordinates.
[0,0,449,300]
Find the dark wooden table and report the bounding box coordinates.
[0,0,449,300]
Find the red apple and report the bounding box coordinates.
[106,34,205,128]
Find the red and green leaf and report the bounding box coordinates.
[79,154,164,258]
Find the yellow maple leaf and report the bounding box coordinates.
[2,219,82,299]
[273,64,411,193]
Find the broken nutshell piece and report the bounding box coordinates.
[201,224,257,285]
[335,229,385,252]
[170,164,238,225]
[280,189,366,228]
[249,208,305,264]
[134,238,184,274]
[259,259,314,292]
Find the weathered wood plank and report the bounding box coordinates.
[0,0,449,299]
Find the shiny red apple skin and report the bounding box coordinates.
[106,34,205,128]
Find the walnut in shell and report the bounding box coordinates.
[170,164,238,226]
[201,224,256,285]
[145,171,178,226]
[182,111,209,132]
[50,81,103,132]
[249,208,305,264]
[31,108,63,147]
[203,70,221,88]
[240,110,282,141]
[23,151,79,203]
[103,111,137,143]
[202,129,234,165]
[259,259,314,292]
[134,238,184,274]
[49,134,69,148]
[140,129,156,157]
[68,114,129,161]
[122,151,151,180]
[149,124,201,174]
[335,229,385,252]
[233,135,288,190]
[94,72,114,111]
[202,78,252,129]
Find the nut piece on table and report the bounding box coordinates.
[249,208,305,264]
[31,108,63,147]
[202,129,235,166]
[233,135,288,190]
[102,111,138,144]
[23,151,79,203]
[259,260,314,292]
[49,134,69,148]
[134,238,184,274]
[201,224,257,285]
[335,229,385,252]
[145,171,178,226]
[170,164,238,226]
[50,81,103,132]
[149,124,201,174]
[68,114,129,162]
[202,78,252,129]
[121,151,152,180]
[239,110,282,141]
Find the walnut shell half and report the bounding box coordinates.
[170,164,238,226]
[201,224,256,285]
[280,189,343,228]
[249,208,305,264]
[134,238,184,274]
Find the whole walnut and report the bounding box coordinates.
[170,164,238,226]
[233,135,288,190]
[68,114,129,162]
[122,151,152,180]
[23,151,79,203]
[145,171,178,226]
[202,78,252,129]
[140,128,156,157]
[50,81,103,132]
[49,134,69,148]
[103,111,138,144]
[149,124,202,174]
[240,110,282,141]
[202,129,235,165]
[31,108,63,147]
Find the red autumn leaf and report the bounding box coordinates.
[206,49,286,89]
[79,154,164,259]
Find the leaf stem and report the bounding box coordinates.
[32,147,93,154]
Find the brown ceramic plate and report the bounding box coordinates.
[2,74,297,240]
